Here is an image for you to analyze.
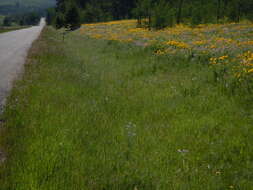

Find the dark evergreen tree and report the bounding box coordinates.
[55,13,65,29]
[176,0,184,24]
[51,0,253,29]
[151,0,175,29]
[65,3,81,30]
[3,17,12,26]
[46,8,56,25]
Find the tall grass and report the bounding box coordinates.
[0,27,253,190]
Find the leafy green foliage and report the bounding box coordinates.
[46,8,56,25]
[150,0,175,29]
[3,12,41,26]
[52,0,253,30]
[133,0,152,27]
[65,3,81,30]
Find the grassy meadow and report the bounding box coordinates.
[0,22,253,189]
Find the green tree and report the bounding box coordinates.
[55,13,65,29]
[52,0,253,29]
[176,0,184,24]
[65,3,81,30]
[46,8,56,25]
[3,16,12,26]
[151,0,175,29]
[133,0,152,27]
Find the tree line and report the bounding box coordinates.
[47,0,253,30]
[2,12,42,26]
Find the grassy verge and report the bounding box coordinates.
[0,26,28,34]
[0,26,253,189]
[0,15,4,25]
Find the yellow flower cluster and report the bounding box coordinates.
[209,55,229,65]
[209,45,217,49]
[239,51,253,66]
[80,20,253,56]
[233,51,253,79]
[247,68,253,73]
[210,51,253,80]
[215,37,234,44]
[155,49,166,55]
[219,55,229,60]
[79,20,253,82]
[128,28,147,33]
[82,20,136,27]
[238,41,253,46]
[91,34,103,39]
[193,40,207,46]
[165,40,190,49]
[80,20,253,80]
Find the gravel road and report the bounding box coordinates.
[0,18,45,112]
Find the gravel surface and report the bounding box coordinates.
[0,18,45,111]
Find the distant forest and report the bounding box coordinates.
[48,0,253,30]
[2,12,42,26]
[0,0,55,15]
[0,0,55,26]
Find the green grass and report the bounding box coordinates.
[1,26,253,190]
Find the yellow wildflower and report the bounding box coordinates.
[166,40,190,49]
[247,68,253,73]
[218,55,228,60]
[193,40,206,46]
[155,49,165,55]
